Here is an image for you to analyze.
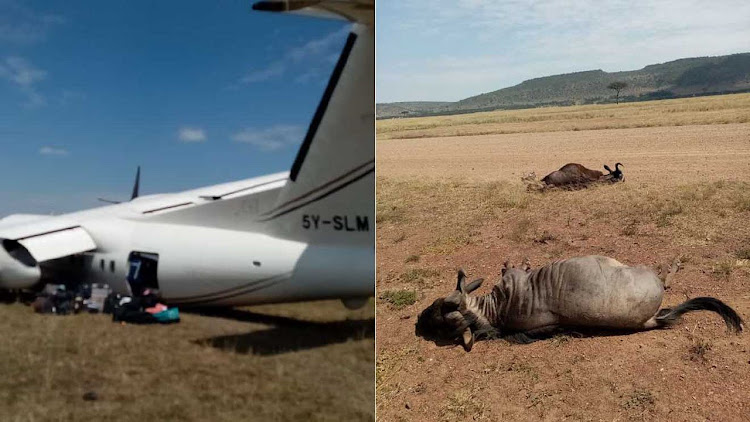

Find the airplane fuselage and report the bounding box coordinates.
[2,172,374,307]
[46,220,372,306]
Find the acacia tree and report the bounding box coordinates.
[607,81,628,104]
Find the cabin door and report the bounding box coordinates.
[126,252,159,296]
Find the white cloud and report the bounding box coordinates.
[0,1,66,45]
[58,89,85,105]
[0,56,45,86]
[240,61,285,83]
[377,0,750,102]
[178,127,207,143]
[287,27,349,62]
[0,56,47,107]
[39,146,68,156]
[231,125,305,151]
[237,26,348,85]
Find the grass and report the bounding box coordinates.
[0,300,374,421]
[621,220,639,236]
[378,177,750,269]
[655,200,684,227]
[689,338,713,362]
[377,179,532,228]
[425,232,474,254]
[736,248,750,260]
[532,231,557,244]
[440,389,487,421]
[400,268,439,285]
[377,93,750,140]
[505,361,540,384]
[380,290,417,309]
[377,204,406,224]
[404,254,420,263]
[623,389,656,411]
[510,218,534,242]
[712,259,735,279]
[549,334,571,347]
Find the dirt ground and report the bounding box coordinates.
[0,299,374,421]
[376,120,750,421]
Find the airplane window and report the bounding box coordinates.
[110,260,115,273]
[100,259,104,271]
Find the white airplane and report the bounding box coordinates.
[0,0,374,309]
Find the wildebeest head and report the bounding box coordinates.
[415,269,484,351]
[603,162,625,182]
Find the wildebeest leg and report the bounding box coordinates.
[503,325,562,344]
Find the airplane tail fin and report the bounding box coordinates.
[255,4,374,246]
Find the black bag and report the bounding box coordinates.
[110,297,157,324]
[103,293,121,314]
[51,290,74,315]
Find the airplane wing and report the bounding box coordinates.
[0,214,51,228]
[252,0,374,26]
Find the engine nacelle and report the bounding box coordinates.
[342,297,370,310]
[0,239,41,289]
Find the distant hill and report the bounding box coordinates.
[377,53,750,118]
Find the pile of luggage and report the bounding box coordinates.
[31,283,94,315]
[106,289,180,324]
[31,283,180,324]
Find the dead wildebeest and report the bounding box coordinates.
[540,162,624,188]
[416,255,743,351]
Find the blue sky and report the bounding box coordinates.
[0,0,348,215]
[377,0,750,103]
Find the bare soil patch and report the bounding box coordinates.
[377,123,750,184]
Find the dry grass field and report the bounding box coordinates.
[0,299,374,421]
[377,93,750,140]
[376,94,750,421]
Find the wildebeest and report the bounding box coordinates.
[416,255,743,351]
[540,163,624,188]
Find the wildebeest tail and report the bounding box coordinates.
[655,297,743,333]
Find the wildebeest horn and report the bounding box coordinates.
[456,268,467,292]
[615,162,623,169]
[461,328,474,352]
[456,269,483,294]
[465,278,484,294]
